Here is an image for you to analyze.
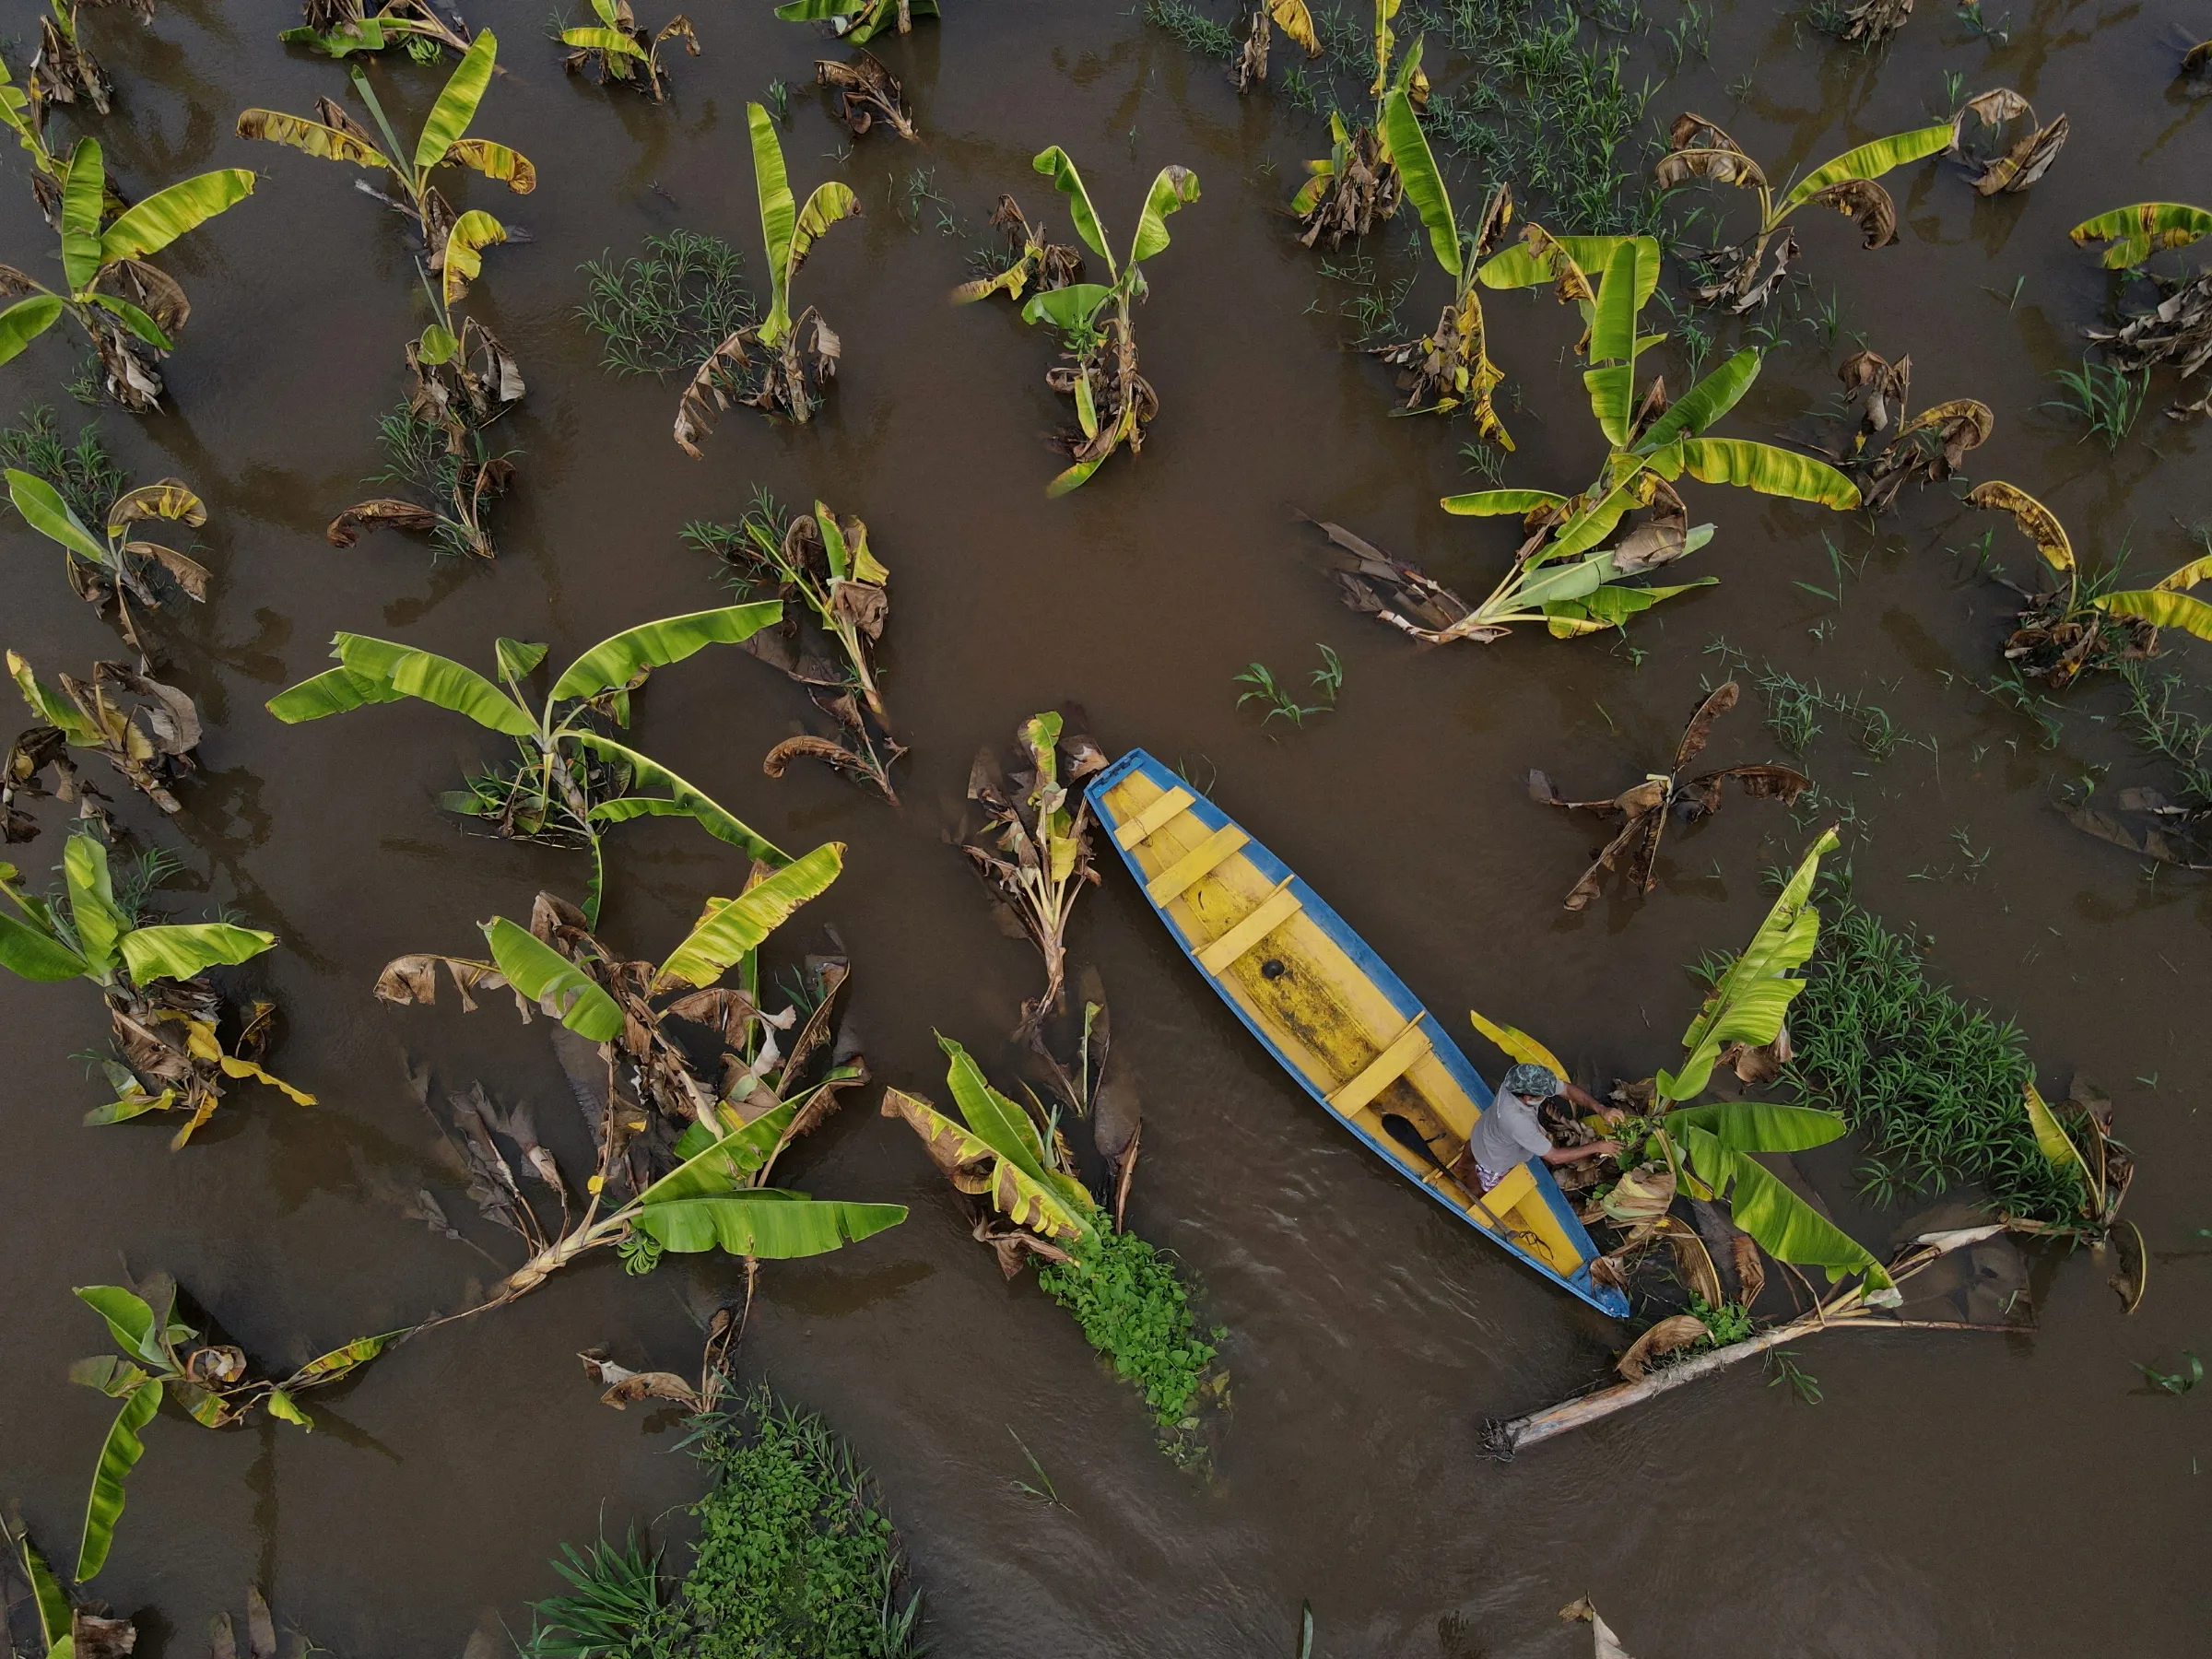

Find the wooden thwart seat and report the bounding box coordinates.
[1145,824,1249,905]
[1113,786,1194,850]
[1325,1013,1430,1116]
[1195,877,1301,975]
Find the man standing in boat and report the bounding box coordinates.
[1457,1063,1623,1194]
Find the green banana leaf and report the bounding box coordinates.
[1663,1100,1848,1152]
[413,28,498,173]
[1030,146,1114,270]
[1681,1124,1888,1287]
[117,923,277,984]
[882,1085,1097,1241]
[2068,202,2212,269]
[89,291,172,351]
[1680,438,1860,509]
[479,918,624,1041]
[1019,281,1114,333]
[282,1330,404,1389]
[937,1035,1094,1223]
[575,734,789,865]
[2094,589,2212,641]
[1583,362,1635,446]
[75,1284,171,1368]
[0,295,64,365]
[1660,828,1837,1102]
[550,602,782,702]
[64,834,129,978]
[640,1105,798,1204]
[61,139,106,294]
[265,665,411,723]
[785,181,861,302]
[1511,556,1608,609]
[1381,88,1457,276]
[1777,124,1954,214]
[325,634,536,735]
[1543,474,1641,563]
[1439,487,1569,516]
[747,102,800,335]
[653,841,843,990]
[6,469,110,564]
[17,1527,74,1655]
[560,25,647,57]
[1587,240,1649,365]
[1637,349,1762,451]
[441,138,535,191]
[0,911,88,981]
[2020,1079,2092,1204]
[494,637,549,678]
[1541,576,1715,636]
[1126,165,1201,267]
[76,1378,161,1581]
[98,169,256,265]
[634,1192,907,1256]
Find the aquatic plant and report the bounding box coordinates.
[1361,93,1511,436]
[0,406,122,525]
[2068,203,2212,422]
[774,0,938,43]
[282,0,473,60]
[6,651,200,819]
[959,710,1106,1037]
[1529,680,1808,910]
[1652,111,1954,310]
[559,0,700,100]
[266,609,788,924]
[6,465,206,663]
[816,51,915,140]
[330,400,517,560]
[26,0,153,115]
[673,104,859,449]
[237,30,535,253]
[885,1037,1210,1430]
[1965,482,2211,687]
[684,492,903,801]
[524,1386,924,1659]
[1830,348,1993,514]
[0,138,255,411]
[1006,147,1201,494]
[1230,0,1318,93]
[1288,0,1422,248]
[0,831,311,1143]
[66,1274,392,1578]
[382,848,907,1315]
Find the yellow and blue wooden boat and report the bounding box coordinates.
[1087,749,1630,1319]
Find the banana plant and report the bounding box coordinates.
[1289,0,1425,249]
[6,467,207,662]
[5,1504,138,1654]
[282,0,474,60]
[236,28,534,258]
[0,830,312,1147]
[2068,204,2212,422]
[379,844,906,1312]
[1011,147,1201,495]
[67,1274,394,1578]
[0,55,76,223]
[27,0,150,115]
[0,137,256,410]
[560,0,699,100]
[1966,481,2212,686]
[674,103,859,450]
[1652,111,1956,310]
[1364,88,1512,439]
[8,649,199,816]
[1231,0,1318,94]
[1329,235,1857,646]
[949,194,1083,306]
[265,608,788,924]
[774,0,938,43]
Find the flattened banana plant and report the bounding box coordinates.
[0,830,312,1147]
[560,0,699,100]
[1288,0,1425,247]
[6,649,200,818]
[27,0,153,116]
[6,465,209,661]
[267,609,789,924]
[1651,110,1955,310]
[0,136,255,410]
[2070,204,2212,421]
[1952,88,2068,196]
[774,0,938,44]
[997,147,1200,494]
[1830,347,1993,513]
[675,103,860,448]
[950,195,1083,306]
[1231,0,1319,93]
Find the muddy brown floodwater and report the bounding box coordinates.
[3,1,2207,1654]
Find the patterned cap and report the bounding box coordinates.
[1501,1061,1563,1100]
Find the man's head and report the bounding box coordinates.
[1500,1061,1563,1104]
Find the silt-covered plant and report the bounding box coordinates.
[0,830,312,1146]
[266,607,789,924]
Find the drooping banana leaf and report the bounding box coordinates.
[440,209,507,304]
[108,481,208,536]
[1777,124,1955,214]
[413,27,499,173]
[75,1284,170,1368]
[1126,164,1201,267]
[479,917,624,1041]
[1467,1008,1571,1081]
[2066,201,2212,268]
[321,634,536,734]
[441,138,535,191]
[1663,1100,1848,1151]
[1030,146,1114,271]
[16,1527,74,1655]
[2093,589,2212,641]
[265,665,411,723]
[98,170,257,265]
[117,923,277,984]
[575,734,789,866]
[551,602,782,702]
[633,1192,908,1255]
[1679,438,1861,508]
[1965,480,2072,572]
[283,1330,404,1389]
[784,182,861,308]
[653,841,843,990]
[1477,232,1662,312]
[0,295,65,364]
[76,1378,161,1581]
[7,469,112,564]
[1019,281,1114,333]
[1439,487,1569,517]
[0,911,88,981]
[233,109,394,171]
[1381,88,1457,277]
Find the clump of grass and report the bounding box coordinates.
[2121,663,2212,809]
[2045,354,2149,451]
[0,405,126,526]
[524,1388,924,1659]
[370,403,517,562]
[1146,0,1238,57]
[578,230,756,380]
[1036,1227,1219,1429]
[1784,895,2087,1222]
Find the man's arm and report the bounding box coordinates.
[1561,1079,1626,1123]
[1541,1139,1619,1167]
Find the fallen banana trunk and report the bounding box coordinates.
[1485,1224,2015,1458]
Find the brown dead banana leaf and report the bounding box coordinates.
[1829,0,1912,42]
[1616,1313,1706,1381]
[326,500,442,547]
[817,51,917,141]
[375,953,511,1014]
[1972,115,2069,196]
[1677,762,1812,820]
[71,1612,136,1659]
[2186,41,2212,76]
[2085,267,2212,421]
[1657,113,1766,189]
[1730,1230,1768,1306]
[2107,1219,2147,1314]
[675,329,754,456]
[1840,347,1912,449]
[2060,800,2212,870]
[1674,681,1740,768]
[1667,1228,1724,1307]
[1809,179,1899,249]
[1300,513,1497,642]
[971,1212,1075,1277]
[578,1348,704,1412]
[1718,1018,1792,1086]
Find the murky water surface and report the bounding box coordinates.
[3,2,2207,1654]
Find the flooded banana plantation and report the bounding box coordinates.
[4,0,2209,1654]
